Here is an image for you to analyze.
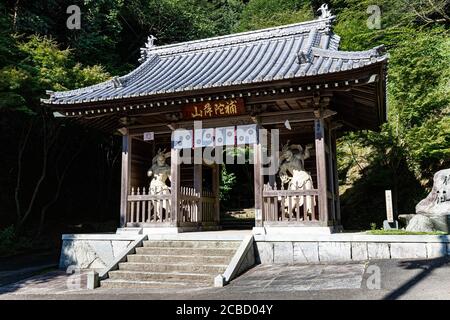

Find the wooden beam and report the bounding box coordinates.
[260,109,336,125]
[120,133,131,227]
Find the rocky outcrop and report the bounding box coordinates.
[406,214,435,232]
[407,169,450,233]
[416,169,450,216]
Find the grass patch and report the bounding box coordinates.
[366,229,447,236]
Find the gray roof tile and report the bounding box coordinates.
[43,16,387,105]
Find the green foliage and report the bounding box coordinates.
[367,229,447,235]
[220,166,237,201]
[331,0,450,229]
[0,34,109,114]
[0,226,33,256]
[235,0,314,31]
[0,0,448,235]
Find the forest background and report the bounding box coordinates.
[0,0,448,255]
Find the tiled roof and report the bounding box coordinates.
[43,15,387,105]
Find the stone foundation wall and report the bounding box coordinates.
[59,234,141,271]
[254,235,450,263]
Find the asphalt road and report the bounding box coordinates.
[1,258,449,300]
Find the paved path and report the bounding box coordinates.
[1,258,449,300]
[0,251,59,287]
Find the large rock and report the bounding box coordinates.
[406,214,435,232]
[416,169,450,215]
[413,169,450,232]
[398,214,415,228]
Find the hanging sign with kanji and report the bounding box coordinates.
[182,98,245,120]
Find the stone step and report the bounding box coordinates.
[101,279,209,289]
[143,240,241,249]
[135,247,236,256]
[109,270,214,283]
[127,254,231,265]
[118,262,227,274]
[221,225,253,230]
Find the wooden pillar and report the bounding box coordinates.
[314,118,329,225]
[120,134,131,227]
[326,121,336,222]
[212,164,220,224]
[171,147,180,225]
[254,141,264,228]
[194,164,202,223]
[331,131,341,224]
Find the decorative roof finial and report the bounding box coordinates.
[146,35,157,48]
[297,50,311,64]
[317,3,332,19]
[139,35,158,63]
[112,76,122,88]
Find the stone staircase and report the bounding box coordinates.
[101,240,241,289]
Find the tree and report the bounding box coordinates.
[235,0,314,32]
[332,0,449,228]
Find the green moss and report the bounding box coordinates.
[366,230,447,236]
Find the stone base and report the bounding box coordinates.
[118,224,222,235]
[59,234,140,271]
[405,214,450,233]
[141,227,188,234]
[254,235,450,264]
[116,227,143,235]
[428,214,450,233]
[253,226,340,235]
[383,220,399,230]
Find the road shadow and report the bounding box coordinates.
[383,250,449,300]
[0,269,89,295]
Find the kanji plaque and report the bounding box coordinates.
[182,98,245,120]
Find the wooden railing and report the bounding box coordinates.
[127,187,172,224]
[180,186,200,223]
[127,186,217,226]
[201,190,215,222]
[263,184,319,222]
[179,187,216,223]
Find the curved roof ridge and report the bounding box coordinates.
[41,14,389,106]
[144,16,335,57]
[48,54,161,101]
[312,45,387,59]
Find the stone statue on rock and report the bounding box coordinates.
[406,168,450,233]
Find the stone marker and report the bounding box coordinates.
[383,190,398,230]
[410,168,450,232]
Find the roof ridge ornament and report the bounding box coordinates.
[373,45,386,56]
[139,35,158,63]
[317,3,332,19]
[297,50,312,64]
[112,76,123,88]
